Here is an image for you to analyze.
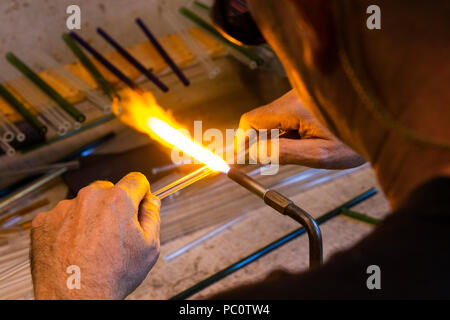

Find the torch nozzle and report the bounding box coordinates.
[227,167,323,268]
[226,167,267,198]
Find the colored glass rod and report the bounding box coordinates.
[69,32,138,90]
[136,18,190,87]
[97,27,169,92]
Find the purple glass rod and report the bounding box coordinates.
[136,18,190,86]
[69,32,138,90]
[97,27,168,92]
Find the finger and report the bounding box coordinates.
[89,180,114,189]
[31,210,49,229]
[278,138,365,169]
[238,106,279,131]
[138,192,161,239]
[77,180,114,204]
[240,103,304,131]
[114,172,150,210]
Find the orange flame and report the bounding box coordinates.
[114,89,230,173]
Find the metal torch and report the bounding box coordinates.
[227,167,323,268]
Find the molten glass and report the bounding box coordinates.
[147,117,230,173]
[115,89,230,173]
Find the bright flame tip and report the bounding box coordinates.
[147,117,230,174]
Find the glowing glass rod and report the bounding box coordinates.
[147,117,230,173]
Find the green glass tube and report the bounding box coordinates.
[193,1,211,11]
[179,7,264,66]
[0,84,47,135]
[6,52,86,123]
[62,33,117,99]
[341,208,379,225]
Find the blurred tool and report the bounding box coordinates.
[0,160,80,178]
[0,132,115,209]
[179,6,263,66]
[0,168,66,214]
[210,0,265,46]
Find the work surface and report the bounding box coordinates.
[0,159,390,299]
[129,164,390,299]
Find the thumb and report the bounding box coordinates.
[138,192,161,239]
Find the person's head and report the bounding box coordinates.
[246,0,449,153]
[215,0,450,205]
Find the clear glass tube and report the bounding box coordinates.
[0,120,14,142]
[154,166,216,200]
[0,110,25,142]
[31,52,111,114]
[161,2,221,79]
[0,137,15,156]
[4,77,68,136]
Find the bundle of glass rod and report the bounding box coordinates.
[161,2,221,79]
[0,110,25,142]
[0,95,25,157]
[31,52,113,115]
[1,73,71,136]
[0,26,224,159]
[0,58,119,189]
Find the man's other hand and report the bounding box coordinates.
[31,172,161,300]
[238,90,365,169]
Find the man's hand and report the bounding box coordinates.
[30,172,160,300]
[238,90,365,169]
